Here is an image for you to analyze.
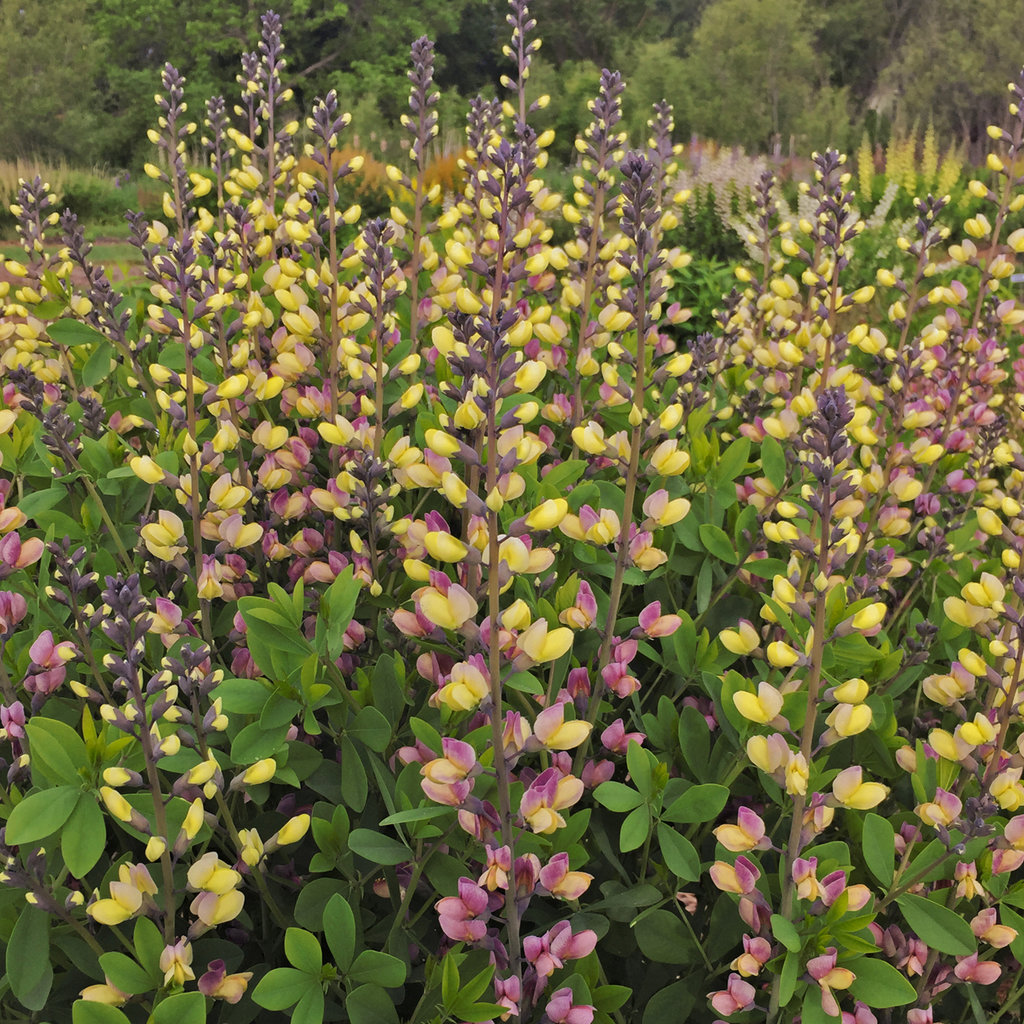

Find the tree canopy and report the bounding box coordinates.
[3,0,1023,167]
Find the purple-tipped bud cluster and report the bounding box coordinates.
[406,37,439,171]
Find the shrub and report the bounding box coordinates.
[5,5,1024,1024]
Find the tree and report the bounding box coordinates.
[677,0,848,152]
[0,0,100,162]
[87,0,475,168]
[881,0,1024,160]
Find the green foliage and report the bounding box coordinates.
[7,7,1024,1024]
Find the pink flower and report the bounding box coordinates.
[435,878,489,943]
[479,845,511,891]
[545,987,595,1024]
[713,807,770,852]
[807,948,855,1017]
[197,959,253,1002]
[494,975,521,1020]
[0,533,43,576]
[709,856,760,895]
[513,853,541,901]
[420,738,479,806]
[539,852,593,900]
[0,591,26,635]
[954,952,1001,984]
[559,580,598,629]
[1,701,25,739]
[581,759,614,788]
[709,973,756,1016]
[731,935,772,977]
[793,857,821,901]
[600,718,646,755]
[523,921,597,978]
[820,869,847,906]
[24,630,78,694]
[520,767,584,834]
[972,908,1017,948]
[841,1002,877,1024]
[637,601,682,638]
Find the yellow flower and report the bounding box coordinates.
[831,766,887,809]
[720,620,760,655]
[825,702,872,737]
[766,641,800,668]
[187,852,241,895]
[733,682,784,725]
[424,532,469,562]
[140,510,187,561]
[525,499,568,531]
[517,620,574,663]
[850,602,886,631]
[434,660,490,711]
[241,758,277,786]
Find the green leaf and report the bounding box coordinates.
[214,676,272,714]
[505,671,544,694]
[778,949,799,1007]
[347,828,410,865]
[350,949,407,988]
[997,903,1024,967]
[6,785,81,845]
[619,804,651,853]
[323,893,356,972]
[895,893,976,955]
[285,927,323,974]
[350,705,392,752]
[861,812,895,885]
[593,781,645,813]
[848,957,917,1008]
[26,716,86,786]
[760,434,787,489]
[698,523,738,564]
[441,953,459,1007]
[292,986,326,1024]
[49,318,106,347]
[662,783,729,824]
[296,878,349,931]
[801,986,835,1024]
[378,805,451,827]
[133,916,165,979]
[62,796,106,877]
[657,823,700,881]
[320,566,360,661]
[715,437,751,484]
[593,985,632,1013]
[252,967,316,1010]
[346,983,400,1024]
[83,339,115,387]
[16,484,68,520]
[625,740,653,797]
[642,979,695,1024]
[98,952,153,995]
[150,991,206,1024]
[634,909,696,965]
[452,965,495,1007]
[230,721,291,764]
[677,705,710,781]
[770,913,801,953]
[72,1004,132,1024]
[8,905,52,1010]
[341,734,368,810]
[451,1002,509,1022]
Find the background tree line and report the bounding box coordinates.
[2,0,1022,170]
